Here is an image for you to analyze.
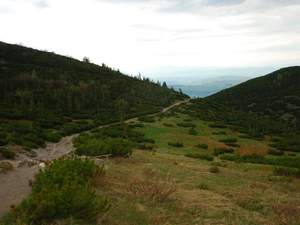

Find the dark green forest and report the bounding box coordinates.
[0,41,187,151]
[208,66,300,129]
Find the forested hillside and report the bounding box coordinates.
[183,67,300,154]
[0,41,187,151]
[208,66,300,129]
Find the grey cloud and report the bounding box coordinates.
[103,0,300,13]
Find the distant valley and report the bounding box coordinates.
[173,76,252,97]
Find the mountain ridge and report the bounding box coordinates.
[207,66,300,128]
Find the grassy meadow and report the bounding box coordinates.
[2,111,300,225]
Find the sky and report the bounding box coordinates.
[0,0,300,84]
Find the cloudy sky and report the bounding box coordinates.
[0,0,300,83]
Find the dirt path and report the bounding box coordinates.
[0,99,189,216]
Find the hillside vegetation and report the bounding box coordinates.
[0,41,186,152]
[208,66,300,129]
[182,67,300,154]
[2,108,299,225]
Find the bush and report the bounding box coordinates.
[42,130,63,142]
[177,122,196,128]
[197,183,209,190]
[225,143,240,148]
[138,116,155,123]
[168,142,184,148]
[212,131,227,135]
[273,167,300,178]
[268,149,284,156]
[209,123,227,128]
[142,138,155,144]
[129,123,144,128]
[219,154,238,161]
[163,123,174,127]
[219,137,238,143]
[209,166,220,173]
[138,143,155,151]
[188,128,198,135]
[219,153,300,169]
[75,137,133,157]
[13,158,109,225]
[270,137,281,142]
[195,143,208,149]
[0,147,15,159]
[0,132,9,146]
[214,147,234,156]
[185,153,214,161]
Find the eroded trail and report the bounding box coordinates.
[0,99,189,216]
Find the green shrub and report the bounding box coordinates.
[212,131,227,135]
[168,142,184,148]
[13,158,109,225]
[188,128,198,135]
[270,137,281,142]
[163,123,174,127]
[75,137,133,157]
[225,143,240,148]
[219,154,238,161]
[138,116,155,123]
[142,138,155,144]
[214,147,234,156]
[219,153,300,169]
[138,143,155,151]
[209,166,220,173]
[196,183,209,190]
[0,132,9,146]
[177,122,196,128]
[273,167,300,178]
[43,130,63,142]
[195,143,208,149]
[209,123,227,128]
[268,149,284,156]
[219,137,238,143]
[129,123,144,128]
[185,153,214,161]
[0,147,15,159]
[61,121,95,136]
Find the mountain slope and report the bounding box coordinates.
[0,41,187,150]
[208,66,300,128]
[0,41,186,120]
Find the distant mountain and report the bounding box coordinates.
[173,76,251,97]
[208,66,300,128]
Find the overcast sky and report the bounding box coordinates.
[0,0,300,82]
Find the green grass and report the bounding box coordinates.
[3,113,300,225]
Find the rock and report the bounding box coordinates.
[38,162,46,169]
